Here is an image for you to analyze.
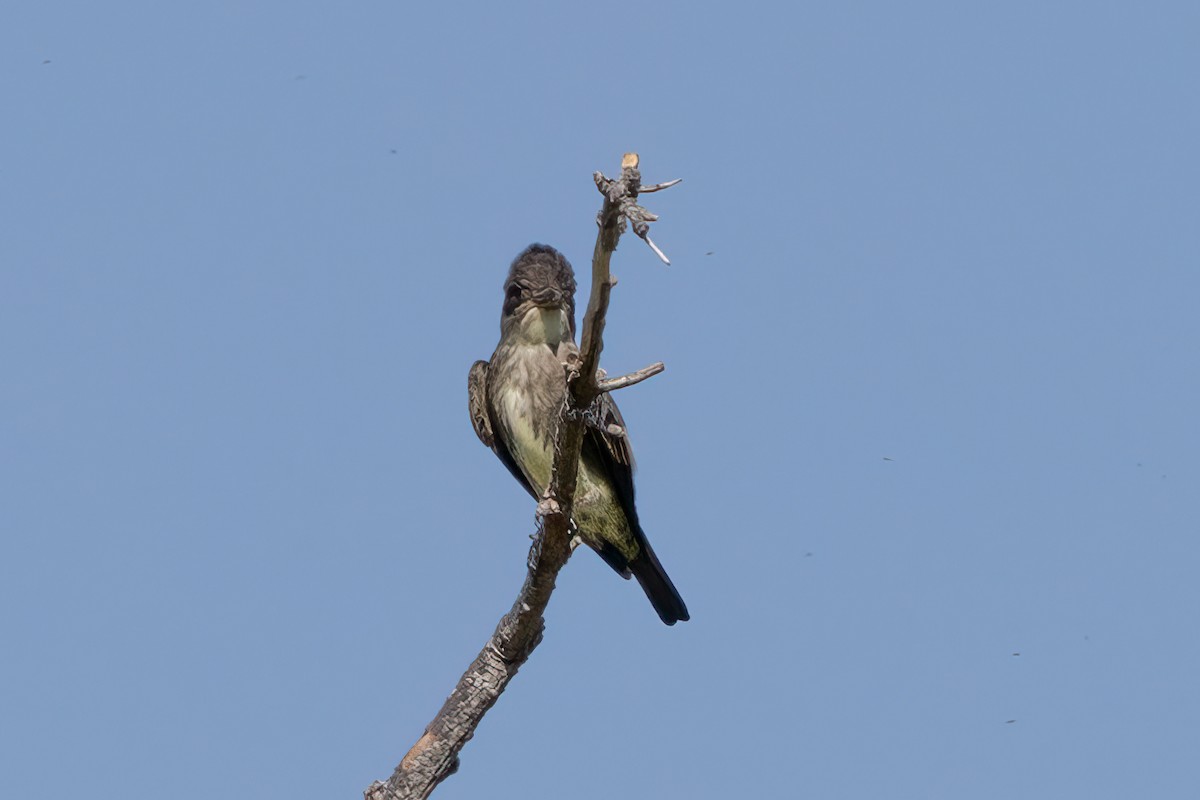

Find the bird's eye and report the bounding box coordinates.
[503,284,525,315]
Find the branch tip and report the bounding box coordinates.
[598,362,666,392]
[641,233,671,265]
[637,178,682,193]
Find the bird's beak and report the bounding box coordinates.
[530,287,563,308]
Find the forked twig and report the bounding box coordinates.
[593,152,680,265]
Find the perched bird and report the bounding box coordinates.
[468,244,689,625]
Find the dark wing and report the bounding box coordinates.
[467,360,494,447]
[585,392,689,624]
[582,390,638,526]
[468,359,538,500]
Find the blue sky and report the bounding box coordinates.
[3,3,1198,798]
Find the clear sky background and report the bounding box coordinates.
[3,3,1198,798]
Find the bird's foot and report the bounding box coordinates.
[536,492,561,519]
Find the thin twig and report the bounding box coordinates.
[637,178,682,193]
[598,362,665,393]
[641,234,670,265]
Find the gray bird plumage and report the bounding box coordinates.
[468,244,689,625]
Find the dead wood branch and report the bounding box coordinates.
[365,153,675,800]
[598,362,666,393]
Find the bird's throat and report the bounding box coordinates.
[517,306,569,347]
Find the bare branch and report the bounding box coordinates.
[598,361,665,393]
[365,152,675,800]
[591,152,676,265]
[637,178,682,193]
[640,233,670,265]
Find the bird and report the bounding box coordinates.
[467,243,689,625]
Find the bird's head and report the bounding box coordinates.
[500,244,577,345]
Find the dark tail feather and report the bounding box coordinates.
[629,543,690,626]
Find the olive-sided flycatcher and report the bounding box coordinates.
[468,243,689,625]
